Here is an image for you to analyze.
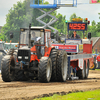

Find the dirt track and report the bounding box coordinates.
[0,70,100,100]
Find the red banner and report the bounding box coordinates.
[90,0,100,3]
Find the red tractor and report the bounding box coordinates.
[1,24,68,83]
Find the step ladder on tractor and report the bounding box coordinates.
[30,0,77,33]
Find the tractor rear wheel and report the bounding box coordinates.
[56,50,68,82]
[38,57,52,83]
[1,55,15,82]
[50,49,58,81]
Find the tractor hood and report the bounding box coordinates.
[17,46,31,62]
[19,46,30,50]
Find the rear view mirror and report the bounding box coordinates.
[88,32,91,39]
[10,32,13,39]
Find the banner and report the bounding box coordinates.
[89,0,100,4]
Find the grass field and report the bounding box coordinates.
[34,89,100,100]
[95,69,100,70]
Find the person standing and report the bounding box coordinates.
[96,53,100,69]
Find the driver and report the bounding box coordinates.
[71,30,80,39]
[31,31,37,41]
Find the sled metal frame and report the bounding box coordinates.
[30,0,77,33]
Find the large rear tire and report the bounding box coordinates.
[56,50,68,82]
[50,49,58,81]
[38,57,52,83]
[1,55,15,82]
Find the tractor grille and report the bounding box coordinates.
[17,50,31,62]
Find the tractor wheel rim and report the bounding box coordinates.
[86,62,89,76]
[47,60,51,79]
[62,54,67,81]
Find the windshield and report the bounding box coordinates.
[31,30,44,45]
[20,29,44,45]
[20,30,29,45]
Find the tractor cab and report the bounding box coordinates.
[20,27,45,47]
[18,26,52,62]
[19,27,51,47]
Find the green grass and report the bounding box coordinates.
[95,69,100,70]
[34,89,100,100]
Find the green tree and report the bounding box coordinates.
[69,13,77,21]
[92,20,96,26]
[1,0,66,42]
[87,20,97,37]
[87,13,100,37]
[96,13,100,34]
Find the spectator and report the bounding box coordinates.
[96,53,100,69]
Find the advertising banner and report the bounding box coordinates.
[89,0,100,4]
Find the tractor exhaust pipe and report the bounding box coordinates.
[28,23,31,48]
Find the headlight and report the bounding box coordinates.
[31,52,33,54]
[31,52,36,55]
[25,56,28,59]
[18,56,22,59]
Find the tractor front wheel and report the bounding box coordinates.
[38,57,52,83]
[1,55,15,82]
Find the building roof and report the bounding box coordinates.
[91,37,100,46]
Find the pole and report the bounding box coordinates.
[76,0,77,6]
[42,0,43,4]
[33,0,35,4]
[28,23,31,48]
[54,0,57,4]
[73,0,74,6]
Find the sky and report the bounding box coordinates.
[0,0,100,26]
